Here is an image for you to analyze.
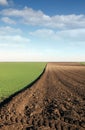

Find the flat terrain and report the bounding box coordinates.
[0,63,85,130]
[0,62,46,101]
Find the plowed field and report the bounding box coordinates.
[0,63,85,130]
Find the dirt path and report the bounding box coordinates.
[0,63,85,130]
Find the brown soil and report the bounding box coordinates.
[0,63,85,130]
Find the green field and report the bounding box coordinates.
[80,62,85,65]
[0,62,46,101]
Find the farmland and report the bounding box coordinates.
[0,62,46,101]
[81,62,85,65]
[0,62,85,130]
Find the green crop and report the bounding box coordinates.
[80,62,85,65]
[0,62,46,101]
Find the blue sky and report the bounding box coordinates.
[0,0,85,61]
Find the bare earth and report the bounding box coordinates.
[0,63,85,130]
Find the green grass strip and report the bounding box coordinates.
[0,62,46,101]
[80,62,85,65]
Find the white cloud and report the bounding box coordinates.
[0,26,22,35]
[30,28,85,43]
[1,17,16,24]
[0,26,30,50]
[0,7,85,61]
[56,28,85,42]
[1,7,85,29]
[30,29,55,38]
[0,0,8,6]
[0,35,30,45]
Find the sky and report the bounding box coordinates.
[0,0,85,61]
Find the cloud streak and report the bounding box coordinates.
[0,35,30,46]
[1,17,16,24]
[0,26,22,35]
[1,7,85,29]
[30,28,85,43]
[0,26,30,47]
